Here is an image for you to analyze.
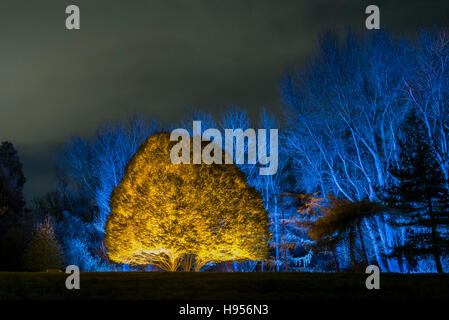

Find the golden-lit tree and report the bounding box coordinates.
[105,133,269,271]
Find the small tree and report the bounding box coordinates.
[23,217,64,271]
[386,111,449,273]
[299,194,383,269]
[105,133,269,271]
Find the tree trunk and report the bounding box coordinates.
[433,249,443,274]
[364,219,387,271]
[332,250,340,272]
[430,222,443,273]
[183,254,195,272]
[357,222,369,266]
[274,196,280,272]
[349,227,356,269]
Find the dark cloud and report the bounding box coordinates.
[0,0,448,200]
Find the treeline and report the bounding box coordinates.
[281,29,449,273]
[0,28,448,272]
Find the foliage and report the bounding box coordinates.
[57,116,160,234]
[23,217,64,271]
[298,194,384,269]
[386,111,449,273]
[407,29,449,181]
[233,260,259,272]
[56,210,111,271]
[105,133,269,271]
[0,142,26,212]
[281,29,449,272]
[48,116,160,270]
[14,28,449,273]
[0,141,30,271]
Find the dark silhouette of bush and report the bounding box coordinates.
[0,141,30,270]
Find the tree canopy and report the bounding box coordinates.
[386,111,449,273]
[23,217,63,271]
[105,133,269,271]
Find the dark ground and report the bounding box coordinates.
[0,272,448,300]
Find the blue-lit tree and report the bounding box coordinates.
[281,29,449,272]
[406,29,449,181]
[55,116,160,270]
[219,107,310,271]
[48,28,449,273]
[282,31,409,271]
[386,110,449,273]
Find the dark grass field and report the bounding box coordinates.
[1,272,449,300]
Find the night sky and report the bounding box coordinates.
[0,0,448,200]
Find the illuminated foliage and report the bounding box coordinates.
[297,195,385,269]
[386,111,449,274]
[23,217,63,271]
[105,133,269,271]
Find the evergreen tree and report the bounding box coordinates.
[0,141,26,213]
[387,111,449,273]
[298,194,383,270]
[23,217,64,271]
[0,141,29,270]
